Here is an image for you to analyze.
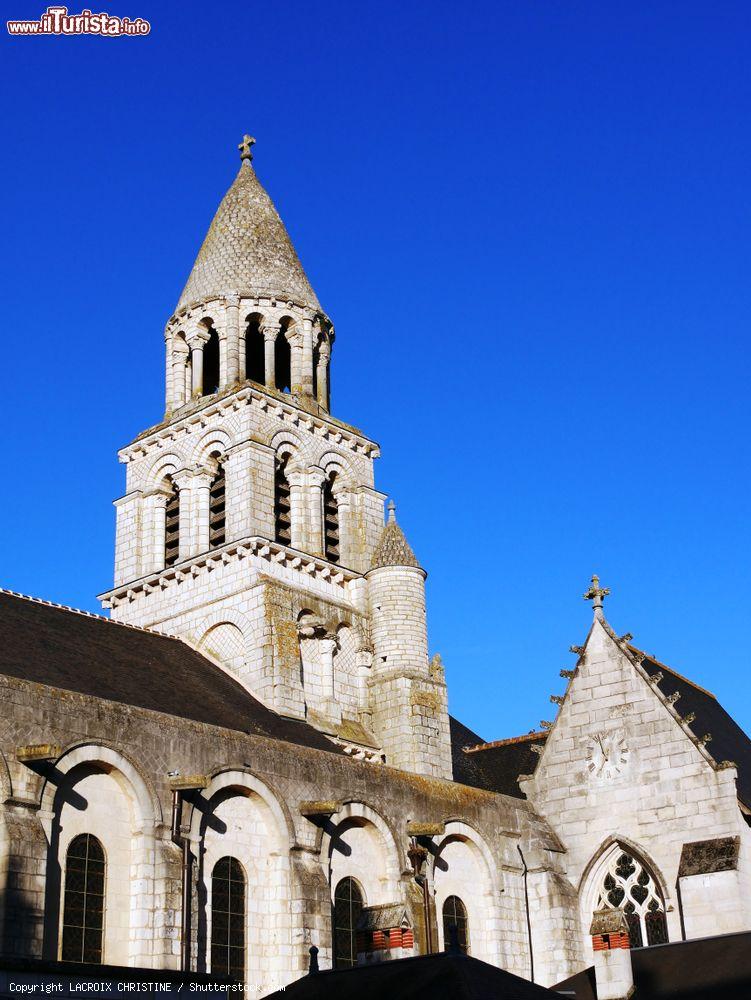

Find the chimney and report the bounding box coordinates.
[589,908,634,1000]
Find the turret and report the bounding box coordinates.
[366,502,452,779]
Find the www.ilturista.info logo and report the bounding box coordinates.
[7,5,150,35]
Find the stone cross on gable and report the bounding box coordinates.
[238,134,256,162]
[583,574,610,621]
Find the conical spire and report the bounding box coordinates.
[176,137,322,313]
[369,501,422,570]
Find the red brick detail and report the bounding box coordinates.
[592,932,630,951]
[372,930,387,950]
[402,929,414,949]
[389,928,403,948]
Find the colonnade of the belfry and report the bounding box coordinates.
[164,296,332,415]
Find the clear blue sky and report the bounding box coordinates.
[2,0,749,741]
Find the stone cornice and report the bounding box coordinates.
[98,535,362,608]
[120,382,379,464]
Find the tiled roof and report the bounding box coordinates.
[267,951,560,999]
[449,717,546,799]
[0,590,341,756]
[635,649,751,808]
[555,929,751,999]
[177,161,321,312]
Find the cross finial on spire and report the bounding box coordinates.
[238,134,256,163]
[387,499,396,523]
[583,574,610,621]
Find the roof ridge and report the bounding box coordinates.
[465,731,548,753]
[629,645,716,699]
[0,588,180,640]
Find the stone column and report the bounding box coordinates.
[286,465,306,550]
[143,488,170,575]
[290,331,303,395]
[300,316,315,397]
[191,470,214,555]
[319,635,338,702]
[263,323,280,389]
[172,469,194,562]
[188,331,210,397]
[164,330,174,416]
[316,341,330,410]
[225,294,240,385]
[172,339,189,410]
[307,467,326,557]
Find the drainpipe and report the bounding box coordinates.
[168,774,209,974]
[517,846,534,983]
[675,876,687,941]
[171,788,193,974]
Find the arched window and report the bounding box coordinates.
[323,472,340,564]
[209,460,226,549]
[211,856,246,979]
[164,477,180,567]
[61,834,106,964]
[202,326,220,396]
[274,457,291,546]
[333,876,364,969]
[594,849,668,947]
[275,320,292,392]
[442,895,469,955]
[245,314,264,384]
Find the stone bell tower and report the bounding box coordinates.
[99,136,452,779]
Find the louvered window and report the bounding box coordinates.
[164,480,180,567]
[61,834,106,964]
[211,856,246,980]
[275,459,291,546]
[209,464,226,549]
[323,473,340,564]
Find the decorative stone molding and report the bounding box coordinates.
[98,534,361,608]
[120,382,379,464]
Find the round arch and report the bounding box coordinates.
[319,801,402,902]
[187,768,295,852]
[39,741,161,832]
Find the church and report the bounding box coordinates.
[1,135,749,997]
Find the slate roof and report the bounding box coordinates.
[635,649,751,808]
[177,159,322,313]
[554,929,751,999]
[266,951,559,1000]
[449,716,547,799]
[0,590,342,756]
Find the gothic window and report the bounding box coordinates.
[245,314,264,384]
[442,895,469,955]
[323,472,340,564]
[164,477,180,567]
[60,834,106,964]
[202,326,220,396]
[275,320,292,392]
[274,457,291,546]
[211,856,246,980]
[333,876,364,969]
[594,849,668,947]
[209,461,226,549]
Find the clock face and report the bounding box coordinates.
[585,730,630,780]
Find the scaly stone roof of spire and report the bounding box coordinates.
[369,501,421,570]
[176,138,322,313]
